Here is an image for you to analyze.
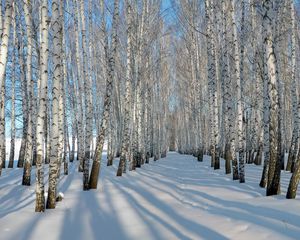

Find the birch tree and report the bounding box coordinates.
[0,0,13,95]
[286,0,297,172]
[79,0,92,190]
[263,0,281,196]
[46,0,63,209]
[22,0,34,186]
[35,0,49,212]
[0,0,13,175]
[229,0,244,182]
[89,0,119,189]
[8,2,16,168]
[117,0,133,176]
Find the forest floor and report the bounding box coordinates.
[0,152,300,240]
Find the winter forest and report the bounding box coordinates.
[1,0,300,239]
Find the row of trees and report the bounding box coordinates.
[0,0,172,212]
[172,0,300,199]
[1,0,300,213]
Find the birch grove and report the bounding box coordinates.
[1,0,300,215]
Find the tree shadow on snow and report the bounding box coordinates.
[184,189,300,238]
[59,182,131,240]
[110,176,229,240]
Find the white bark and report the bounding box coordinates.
[287,0,298,172]
[229,0,243,181]
[74,0,85,172]
[0,80,5,173]
[22,0,34,186]
[80,0,93,190]
[263,0,281,196]
[0,0,13,95]
[47,0,63,209]
[89,0,119,189]
[116,0,132,176]
[8,3,16,169]
[35,0,49,212]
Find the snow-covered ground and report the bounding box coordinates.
[1,153,300,240]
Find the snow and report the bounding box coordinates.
[58,192,64,199]
[1,152,300,240]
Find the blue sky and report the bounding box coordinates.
[162,0,172,10]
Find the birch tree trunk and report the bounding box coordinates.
[0,0,13,175]
[45,113,50,164]
[8,3,16,168]
[260,50,271,188]
[0,0,13,95]
[0,1,2,37]
[46,0,63,209]
[79,0,92,190]
[205,0,217,169]
[55,0,65,183]
[263,0,281,196]
[286,0,297,172]
[287,152,300,198]
[22,0,34,186]
[74,0,85,172]
[117,0,132,176]
[250,1,263,166]
[0,79,6,172]
[221,0,231,174]
[238,0,245,183]
[69,65,77,164]
[35,0,49,212]
[229,0,244,182]
[62,21,68,176]
[286,0,300,199]
[17,9,27,168]
[63,82,69,173]
[228,0,239,180]
[89,0,119,189]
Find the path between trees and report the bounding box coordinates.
[1,153,300,240]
